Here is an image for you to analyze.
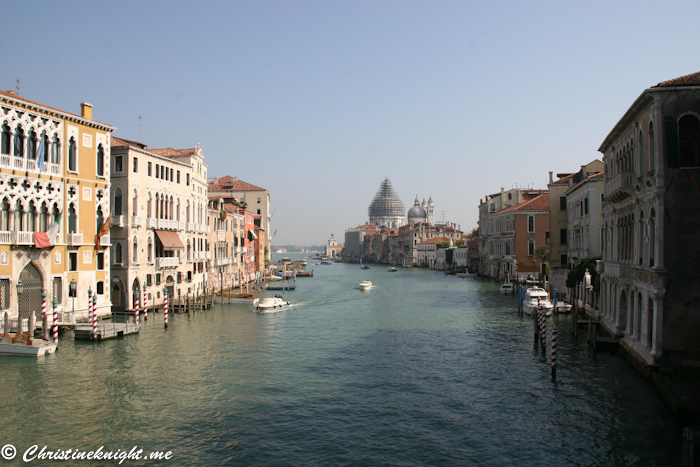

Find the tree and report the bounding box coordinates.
[534,245,550,275]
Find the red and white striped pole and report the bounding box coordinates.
[539,302,546,348]
[92,292,97,336]
[143,286,148,322]
[52,297,58,345]
[164,288,169,328]
[134,290,140,326]
[41,291,46,321]
[551,324,557,378]
[88,288,94,336]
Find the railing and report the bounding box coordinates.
[188,222,195,232]
[67,232,83,246]
[217,230,226,241]
[111,215,124,227]
[132,216,142,227]
[149,217,157,228]
[156,257,179,268]
[179,221,185,231]
[215,258,233,266]
[0,231,10,243]
[13,231,34,245]
[0,155,61,175]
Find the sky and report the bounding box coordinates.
[2,1,699,245]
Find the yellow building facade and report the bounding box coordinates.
[0,91,115,323]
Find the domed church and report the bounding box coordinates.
[368,178,405,228]
[408,195,434,225]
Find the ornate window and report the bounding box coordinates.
[50,134,61,164]
[13,125,24,157]
[27,129,37,160]
[68,203,77,234]
[648,122,655,173]
[96,144,105,176]
[1,123,10,154]
[68,137,77,171]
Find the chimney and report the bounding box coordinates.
[549,171,553,183]
[233,177,238,183]
[81,102,93,120]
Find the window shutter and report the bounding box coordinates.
[665,116,679,168]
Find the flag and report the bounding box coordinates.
[37,136,45,172]
[95,214,111,251]
[33,211,62,248]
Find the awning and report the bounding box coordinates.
[155,230,185,250]
[247,230,258,241]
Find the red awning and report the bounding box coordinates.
[155,230,185,250]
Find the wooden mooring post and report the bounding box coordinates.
[682,426,694,467]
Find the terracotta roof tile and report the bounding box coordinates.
[0,90,115,129]
[653,71,700,88]
[550,173,575,185]
[111,136,147,149]
[589,172,604,179]
[418,237,450,245]
[208,175,267,192]
[148,147,198,157]
[499,193,549,213]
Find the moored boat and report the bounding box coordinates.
[500,282,514,294]
[523,287,554,316]
[214,293,257,304]
[387,267,397,272]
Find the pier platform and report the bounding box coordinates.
[74,322,139,340]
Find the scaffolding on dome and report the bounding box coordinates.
[368,178,405,220]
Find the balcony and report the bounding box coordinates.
[156,257,180,268]
[0,231,10,243]
[215,258,233,266]
[12,231,33,245]
[131,216,142,227]
[0,154,61,175]
[179,221,185,231]
[111,215,124,227]
[149,217,157,228]
[67,232,83,246]
[217,230,226,241]
[605,172,634,204]
[188,222,195,232]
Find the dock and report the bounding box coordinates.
[74,322,139,340]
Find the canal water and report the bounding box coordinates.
[0,254,681,466]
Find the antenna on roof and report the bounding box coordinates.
[15,79,19,95]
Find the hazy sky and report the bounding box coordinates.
[2,1,698,245]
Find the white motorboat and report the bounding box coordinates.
[500,282,514,294]
[0,336,57,356]
[387,267,397,272]
[555,301,573,313]
[523,287,554,316]
[359,281,372,290]
[253,297,290,312]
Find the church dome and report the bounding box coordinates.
[407,196,427,222]
[368,178,405,223]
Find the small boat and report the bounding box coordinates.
[500,282,514,294]
[361,264,370,269]
[387,267,397,272]
[268,274,283,281]
[214,293,257,304]
[296,270,314,277]
[523,287,554,316]
[359,280,372,290]
[0,336,57,356]
[265,285,296,291]
[555,301,572,313]
[455,272,471,278]
[320,260,332,265]
[253,297,290,311]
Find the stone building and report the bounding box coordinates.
[368,178,404,228]
[110,139,209,311]
[0,91,115,321]
[597,70,700,369]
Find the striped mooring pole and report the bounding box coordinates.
[92,292,97,336]
[539,303,546,348]
[551,324,557,379]
[134,289,140,325]
[52,297,58,345]
[164,288,169,328]
[143,285,148,321]
[41,291,46,320]
[88,287,93,329]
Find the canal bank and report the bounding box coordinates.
[0,258,684,466]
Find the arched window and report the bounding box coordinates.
[50,134,61,164]
[647,298,654,348]
[96,144,105,176]
[0,123,10,155]
[527,215,534,233]
[679,114,700,168]
[39,203,48,232]
[132,237,138,263]
[0,198,9,231]
[27,129,37,160]
[27,201,36,232]
[14,125,24,157]
[147,193,152,218]
[68,137,77,171]
[132,189,138,217]
[186,201,190,223]
[648,122,655,173]
[636,293,643,339]
[176,199,180,221]
[40,132,49,169]
[528,240,535,256]
[14,200,24,231]
[67,203,77,233]
[96,207,104,235]
[147,239,153,263]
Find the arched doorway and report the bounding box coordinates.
[112,282,122,307]
[618,289,627,331]
[18,262,44,323]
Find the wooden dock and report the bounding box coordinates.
[74,322,139,340]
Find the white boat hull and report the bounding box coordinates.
[0,338,57,356]
[214,295,257,304]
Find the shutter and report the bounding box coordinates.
[665,116,679,168]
